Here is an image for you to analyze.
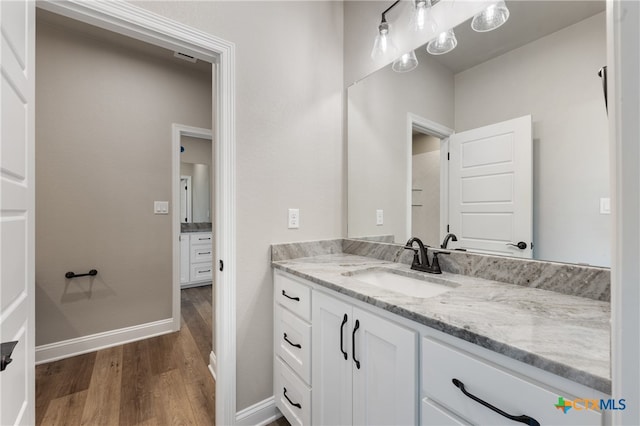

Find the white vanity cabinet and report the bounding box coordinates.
[312,290,417,426]
[180,232,213,287]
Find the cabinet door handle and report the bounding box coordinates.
[352,319,360,369]
[199,251,211,255]
[281,290,300,301]
[452,379,540,426]
[283,387,302,409]
[340,313,348,360]
[283,333,301,349]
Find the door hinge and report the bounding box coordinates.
[219,260,224,271]
[447,224,450,232]
[447,152,450,161]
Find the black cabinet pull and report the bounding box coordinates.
[281,290,300,301]
[283,387,302,409]
[283,333,301,349]
[340,313,348,360]
[452,379,540,426]
[352,319,361,369]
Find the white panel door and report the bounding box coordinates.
[352,307,417,426]
[312,291,353,426]
[0,1,35,425]
[448,115,533,258]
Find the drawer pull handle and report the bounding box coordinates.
[352,319,360,369]
[199,251,211,255]
[283,387,302,409]
[452,379,540,426]
[340,313,348,360]
[281,290,300,301]
[200,270,211,273]
[283,333,301,349]
[199,237,211,240]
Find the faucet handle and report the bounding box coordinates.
[403,245,420,265]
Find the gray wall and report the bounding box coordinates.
[348,50,453,243]
[412,134,441,247]
[35,18,212,344]
[455,12,609,266]
[134,1,345,411]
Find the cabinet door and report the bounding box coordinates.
[312,291,353,426]
[180,234,190,284]
[352,307,417,426]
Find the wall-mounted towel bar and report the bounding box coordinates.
[65,269,98,279]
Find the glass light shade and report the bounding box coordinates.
[411,0,437,33]
[471,1,510,32]
[371,22,397,59]
[426,29,457,55]
[392,51,419,73]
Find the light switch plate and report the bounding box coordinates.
[376,209,384,226]
[288,208,300,229]
[154,201,169,215]
[600,197,611,215]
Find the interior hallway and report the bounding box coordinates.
[35,286,215,425]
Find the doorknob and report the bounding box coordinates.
[1,341,18,372]
[506,241,527,250]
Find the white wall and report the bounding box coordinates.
[133,1,344,411]
[348,49,454,243]
[455,12,609,266]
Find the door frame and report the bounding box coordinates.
[406,113,453,244]
[36,2,237,424]
[172,124,212,332]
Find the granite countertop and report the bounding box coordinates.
[272,253,611,394]
[181,223,212,233]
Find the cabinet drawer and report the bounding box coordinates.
[191,245,213,263]
[190,233,212,246]
[275,357,311,426]
[275,272,311,321]
[422,338,602,426]
[275,304,311,384]
[190,263,213,282]
[422,398,469,426]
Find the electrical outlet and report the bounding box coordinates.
[154,201,169,214]
[376,209,384,226]
[600,197,611,214]
[288,208,300,229]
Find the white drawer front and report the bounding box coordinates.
[275,357,311,426]
[191,245,213,263]
[422,398,469,426]
[190,263,213,282]
[190,233,212,246]
[275,304,311,384]
[422,338,602,426]
[275,272,311,321]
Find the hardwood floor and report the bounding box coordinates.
[36,285,215,426]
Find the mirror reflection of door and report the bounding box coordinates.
[411,131,442,247]
[181,176,192,223]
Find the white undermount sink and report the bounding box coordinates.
[346,269,457,298]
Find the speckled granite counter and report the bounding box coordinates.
[180,223,212,233]
[272,253,611,394]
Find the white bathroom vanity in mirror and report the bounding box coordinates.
[348,1,609,267]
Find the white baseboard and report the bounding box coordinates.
[236,396,282,426]
[35,318,175,364]
[209,350,217,380]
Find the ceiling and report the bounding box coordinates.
[425,0,606,74]
[36,8,212,75]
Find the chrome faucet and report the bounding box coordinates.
[404,237,449,274]
[441,233,458,249]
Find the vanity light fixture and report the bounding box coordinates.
[392,50,419,73]
[371,0,401,59]
[426,29,457,55]
[411,0,437,33]
[471,1,510,32]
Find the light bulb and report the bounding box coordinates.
[426,29,457,55]
[411,0,437,33]
[471,1,510,32]
[392,51,419,73]
[371,22,397,59]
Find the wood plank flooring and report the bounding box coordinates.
[36,286,215,426]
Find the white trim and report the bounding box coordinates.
[609,1,640,423]
[173,124,213,333]
[235,396,281,426]
[35,318,174,365]
[37,3,237,424]
[406,114,454,243]
[209,350,217,380]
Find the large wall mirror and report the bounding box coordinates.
[348,0,609,267]
[180,135,213,224]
